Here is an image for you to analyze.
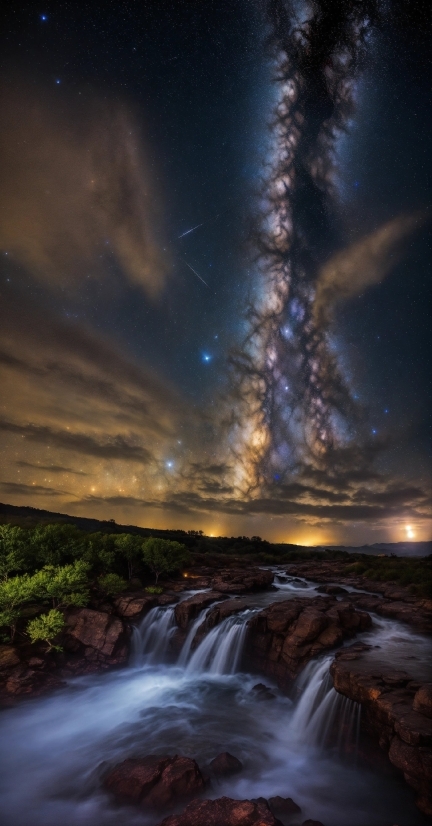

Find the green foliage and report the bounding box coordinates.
[98,573,127,596]
[114,534,143,579]
[142,538,190,583]
[31,561,90,608]
[0,573,36,638]
[145,585,163,594]
[27,609,65,651]
[0,524,27,580]
[30,524,85,568]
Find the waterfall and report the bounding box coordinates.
[185,611,251,675]
[288,656,361,754]
[177,612,208,666]
[130,606,176,667]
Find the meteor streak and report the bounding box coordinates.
[178,223,204,239]
[183,259,210,289]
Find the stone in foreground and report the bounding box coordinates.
[103,755,205,808]
[158,796,284,826]
[209,752,243,776]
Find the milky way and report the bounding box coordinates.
[228,0,383,494]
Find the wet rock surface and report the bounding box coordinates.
[158,796,284,826]
[285,560,432,634]
[246,596,371,689]
[330,644,432,816]
[103,755,205,809]
[174,592,223,629]
[63,607,129,672]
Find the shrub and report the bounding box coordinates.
[98,573,127,596]
[145,585,163,594]
[27,609,65,651]
[142,538,190,584]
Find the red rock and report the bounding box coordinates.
[209,752,243,776]
[174,592,222,630]
[158,796,283,826]
[65,608,126,659]
[0,645,20,669]
[114,593,157,618]
[413,684,432,719]
[104,755,205,809]
[104,756,171,802]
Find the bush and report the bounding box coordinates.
[98,573,127,596]
[27,609,65,651]
[145,585,163,594]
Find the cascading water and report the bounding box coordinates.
[288,656,361,753]
[130,606,176,667]
[0,586,426,826]
[185,611,252,675]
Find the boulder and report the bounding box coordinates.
[114,593,157,618]
[211,568,274,594]
[0,645,20,670]
[104,755,205,809]
[268,796,301,816]
[413,684,432,719]
[64,608,128,668]
[209,752,243,776]
[158,796,284,826]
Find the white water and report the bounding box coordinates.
[0,589,428,826]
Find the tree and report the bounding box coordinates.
[0,574,35,639]
[141,538,190,584]
[0,525,26,581]
[30,523,85,568]
[27,609,65,651]
[114,534,143,580]
[31,561,90,608]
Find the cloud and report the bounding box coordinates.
[16,462,88,476]
[0,80,168,297]
[313,213,426,327]
[0,482,65,498]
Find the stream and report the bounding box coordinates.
[0,573,430,826]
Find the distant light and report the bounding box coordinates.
[166,461,173,468]
[405,524,415,540]
[41,14,47,21]
[56,79,61,84]
[372,429,377,435]
[202,353,212,363]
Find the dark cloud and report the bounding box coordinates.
[0,481,64,497]
[0,420,154,464]
[16,461,88,476]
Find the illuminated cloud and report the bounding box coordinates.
[314,214,427,328]
[0,81,168,297]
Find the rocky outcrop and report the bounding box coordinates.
[330,645,432,817]
[268,796,302,817]
[174,592,223,629]
[246,597,371,689]
[0,644,64,702]
[159,796,284,826]
[63,607,128,672]
[211,567,274,594]
[285,561,432,634]
[209,752,243,776]
[104,755,205,809]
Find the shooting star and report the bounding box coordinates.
[178,223,204,239]
[184,260,211,289]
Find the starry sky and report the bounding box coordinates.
[0,0,430,545]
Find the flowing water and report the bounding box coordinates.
[0,580,429,826]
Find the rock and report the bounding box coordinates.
[330,650,432,816]
[64,608,128,668]
[413,684,432,719]
[114,593,157,618]
[174,592,222,629]
[268,796,301,815]
[245,597,371,690]
[209,752,243,776]
[211,568,274,594]
[316,585,348,595]
[158,796,284,826]
[251,683,277,701]
[301,821,326,826]
[104,755,205,808]
[0,645,20,669]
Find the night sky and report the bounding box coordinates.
[0,0,430,544]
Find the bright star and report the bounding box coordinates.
[56,79,61,84]
[166,461,173,469]
[41,14,47,21]
[202,353,212,363]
